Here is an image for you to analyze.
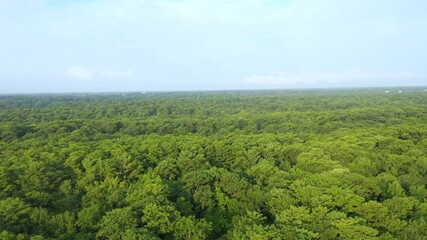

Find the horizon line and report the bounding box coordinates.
[1,85,426,96]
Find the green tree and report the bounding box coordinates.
[141,204,180,235]
[228,211,279,240]
[0,198,31,233]
[173,216,212,240]
[97,208,138,240]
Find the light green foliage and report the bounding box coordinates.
[375,173,406,200]
[383,197,419,219]
[342,173,381,200]
[126,172,170,210]
[154,157,180,180]
[329,217,379,239]
[122,228,160,240]
[77,204,104,232]
[173,216,212,240]
[142,204,180,234]
[49,211,76,237]
[275,206,320,239]
[228,211,280,240]
[97,207,138,240]
[267,188,295,216]
[0,231,28,240]
[396,219,427,239]
[347,157,378,177]
[356,201,407,233]
[0,166,13,198]
[0,89,426,239]
[16,160,51,206]
[0,198,30,232]
[247,160,279,186]
[296,148,342,174]
[83,177,128,209]
[0,231,17,240]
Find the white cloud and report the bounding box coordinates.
[67,66,92,80]
[245,70,421,87]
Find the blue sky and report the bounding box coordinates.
[0,0,426,93]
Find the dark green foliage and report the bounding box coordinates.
[0,88,426,239]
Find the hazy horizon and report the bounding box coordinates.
[1,0,426,93]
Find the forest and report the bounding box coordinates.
[0,87,426,240]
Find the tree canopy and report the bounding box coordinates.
[0,88,426,239]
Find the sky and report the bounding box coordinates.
[0,0,426,93]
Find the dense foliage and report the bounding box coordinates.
[0,88,426,239]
